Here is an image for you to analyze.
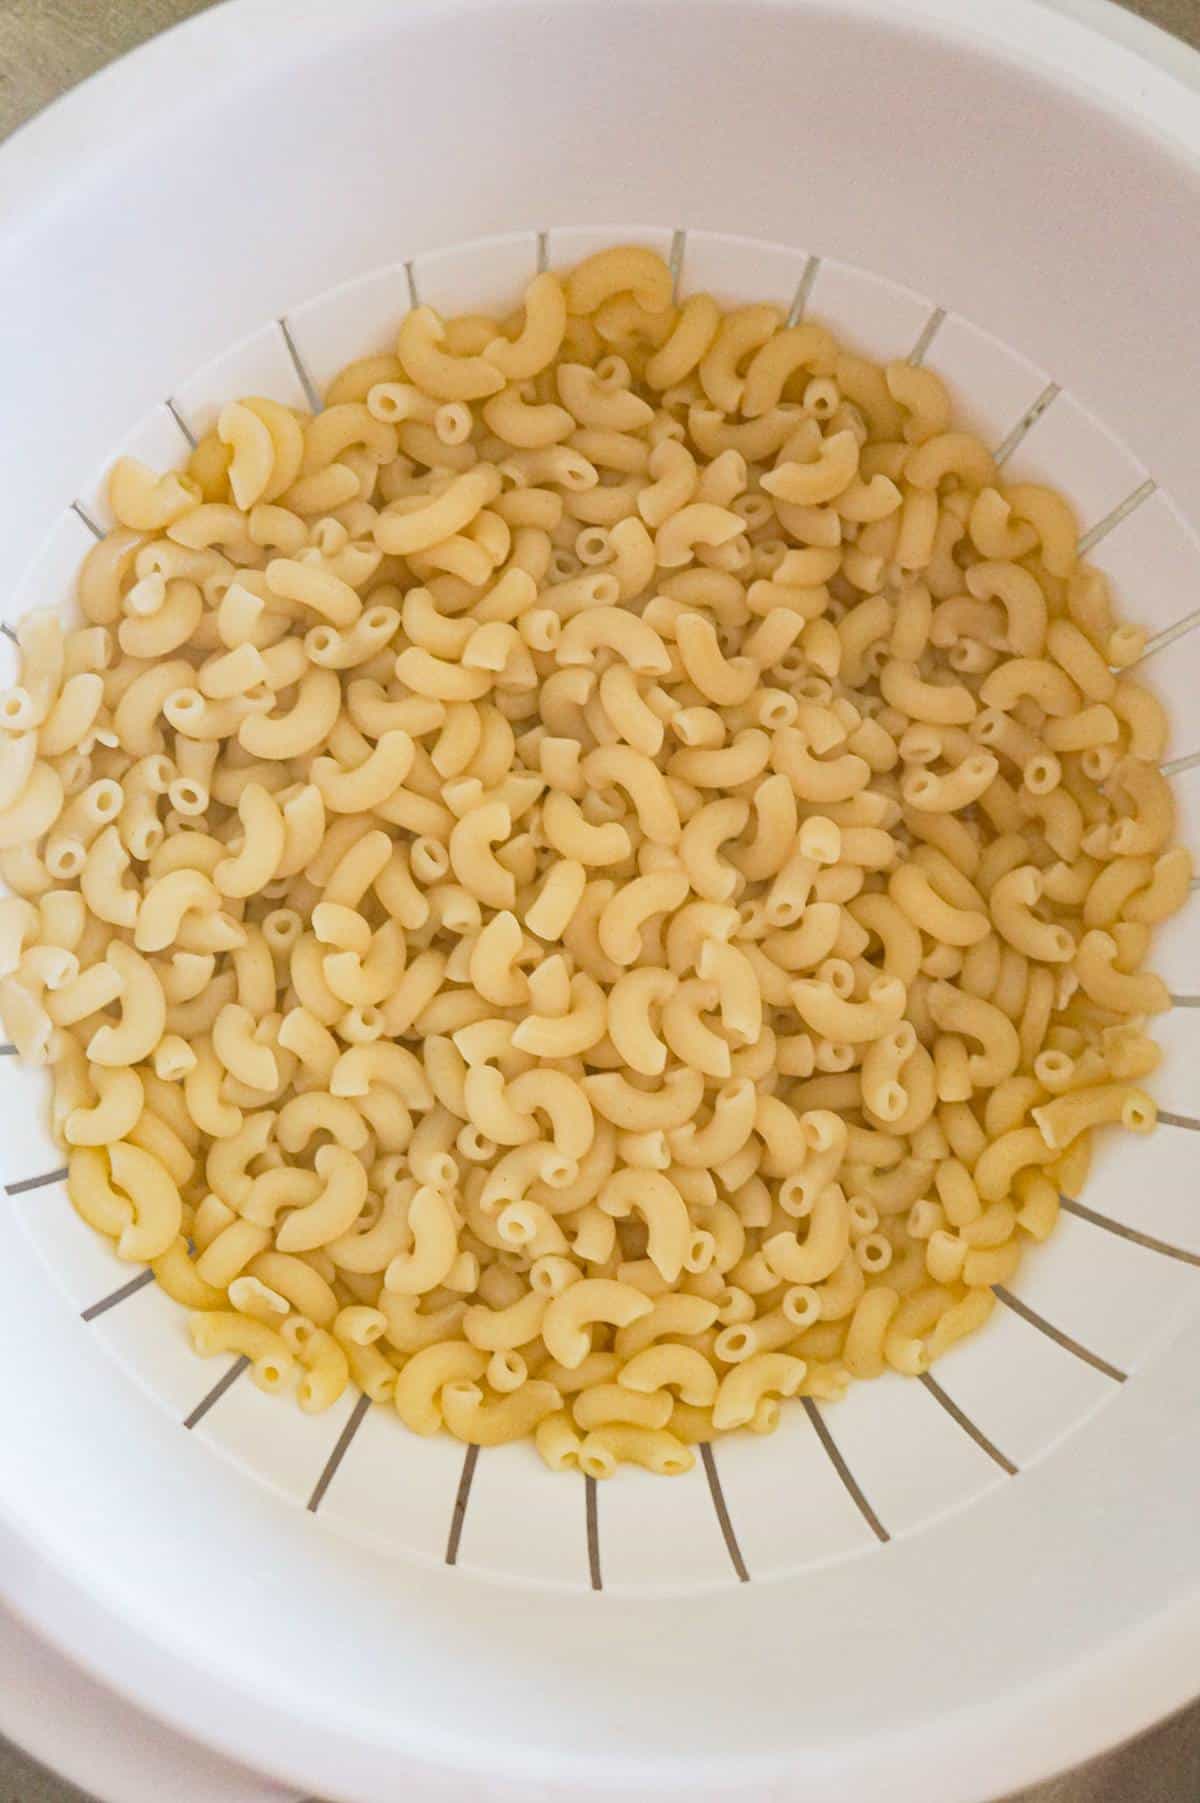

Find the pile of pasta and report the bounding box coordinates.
[0,245,1188,1479]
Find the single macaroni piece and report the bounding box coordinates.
[0,243,1185,1475]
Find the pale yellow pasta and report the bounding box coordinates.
[739,322,836,419]
[860,1022,917,1123]
[557,362,654,434]
[236,665,341,760]
[189,1311,293,1394]
[483,273,568,380]
[578,1423,694,1478]
[890,863,990,947]
[210,1001,278,1092]
[675,613,758,708]
[670,1075,757,1169]
[63,1066,144,1146]
[598,1167,690,1283]
[540,1278,652,1369]
[0,244,1184,1480]
[380,1182,458,1295]
[394,309,505,404]
[448,798,515,910]
[105,1140,182,1261]
[294,1327,351,1415]
[790,973,905,1044]
[389,1341,485,1434]
[442,1378,562,1444]
[637,438,698,530]
[694,305,778,412]
[603,966,674,1076]
[572,1382,672,1430]
[217,401,276,510]
[642,292,720,391]
[194,1217,273,1289]
[762,429,859,507]
[697,937,762,1047]
[377,466,503,557]
[535,1410,584,1472]
[712,1352,807,1430]
[556,606,670,680]
[598,870,689,967]
[564,246,674,318]
[842,1285,901,1379]
[82,941,166,1067]
[988,866,1075,962]
[109,458,200,532]
[903,752,998,813]
[927,982,1020,1088]
[275,1144,368,1253]
[763,1183,851,1284]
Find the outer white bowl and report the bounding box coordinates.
[3,2,1200,1798]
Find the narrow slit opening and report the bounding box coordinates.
[278,316,323,414]
[787,254,822,328]
[993,380,1060,466]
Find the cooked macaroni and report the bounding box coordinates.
[0,246,1187,1476]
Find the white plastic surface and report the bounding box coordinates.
[928,1303,1115,1470]
[454,1446,592,1591]
[804,257,935,360]
[287,263,413,399]
[588,1460,734,1595]
[12,1177,129,1312]
[414,231,541,316]
[1,3,1200,1802]
[17,218,1198,1597]
[679,232,811,312]
[811,1376,1006,1540]
[1084,1120,1200,1255]
[0,1588,297,1803]
[172,324,312,438]
[9,509,98,623]
[1004,389,1150,532]
[1090,488,1200,640]
[312,1401,467,1560]
[713,1408,878,1579]
[921,312,1051,448]
[77,404,194,530]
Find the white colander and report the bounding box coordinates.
[2,1,1200,1798]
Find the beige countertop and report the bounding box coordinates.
[0,1,1198,1799]
[1,0,1193,131]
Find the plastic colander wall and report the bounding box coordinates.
[1,3,1200,1801]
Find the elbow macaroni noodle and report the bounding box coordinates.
[0,246,1188,1477]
